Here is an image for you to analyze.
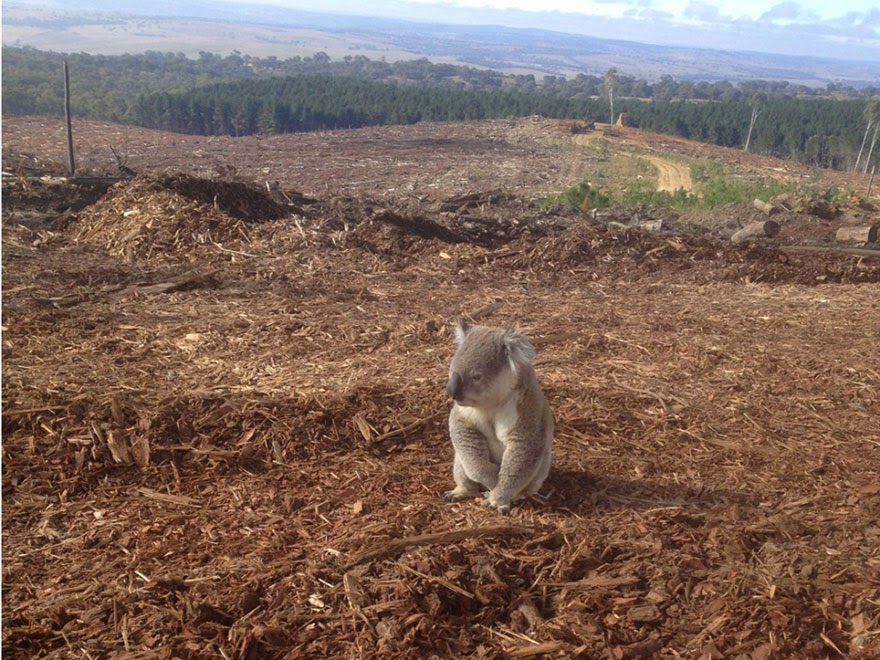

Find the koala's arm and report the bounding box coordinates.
[486,409,550,513]
[494,432,545,497]
[449,413,500,490]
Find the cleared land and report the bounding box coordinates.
[2,116,880,659]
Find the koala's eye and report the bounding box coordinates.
[471,373,483,383]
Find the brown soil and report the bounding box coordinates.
[2,116,880,659]
[644,156,693,193]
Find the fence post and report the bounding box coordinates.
[64,60,76,178]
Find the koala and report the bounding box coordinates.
[444,320,554,514]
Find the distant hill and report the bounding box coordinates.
[3,0,880,87]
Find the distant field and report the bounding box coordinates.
[1,18,424,62]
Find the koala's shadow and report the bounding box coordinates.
[540,469,757,517]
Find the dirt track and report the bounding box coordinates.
[2,117,880,659]
[645,156,693,193]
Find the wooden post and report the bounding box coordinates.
[64,60,75,178]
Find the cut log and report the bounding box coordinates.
[731,220,781,244]
[753,198,780,216]
[638,219,666,233]
[835,225,878,244]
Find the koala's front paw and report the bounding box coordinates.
[482,491,512,515]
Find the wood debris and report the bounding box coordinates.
[2,119,879,658]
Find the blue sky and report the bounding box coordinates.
[13,0,878,59]
[399,0,876,23]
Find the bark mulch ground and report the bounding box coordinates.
[2,125,879,658]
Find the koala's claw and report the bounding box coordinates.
[529,491,550,504]
[481,492,512,515]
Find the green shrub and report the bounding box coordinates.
[619,179,695,208]
[540,180,611,209]
[698,177,793,207]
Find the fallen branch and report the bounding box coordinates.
[112,270,219,299]
[779,245,880,258]
[506,641,567,658]
[213,242,260,258]
[136,487,201,507]
[371,412,442,443]
[470,300,504,321]
[2,405,67,418]
[345,525,532,568]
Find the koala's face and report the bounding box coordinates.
[447,324,518,408]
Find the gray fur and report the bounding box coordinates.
[444,320,554,514]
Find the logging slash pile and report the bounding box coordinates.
[3,170,879,659]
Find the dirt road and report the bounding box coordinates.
[646,155,693,193]
[570,130,694,194]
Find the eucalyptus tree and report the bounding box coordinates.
[855,100,880,173]
[604,68,618,124]
[743,92,767,152]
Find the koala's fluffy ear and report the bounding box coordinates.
[504,330,535,369]
[453,318,472,346]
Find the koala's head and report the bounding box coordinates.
[446,320,535,408]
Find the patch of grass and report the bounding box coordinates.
[618,179,693,208]
[688,160,797,207]
[544,160,800,212]
[697,177,794,208]
[539,180,611,209]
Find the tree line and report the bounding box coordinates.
[129,75,873,170]
[2,46,878,170]
[4,45,877,120]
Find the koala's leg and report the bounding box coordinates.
[526,445,552,495]
[485,434,545,514]
[444,454,486,501]
[445,419,500,502]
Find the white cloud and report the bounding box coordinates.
[262,0,880,59]
[682,1,728,23]
[760,2,810,21]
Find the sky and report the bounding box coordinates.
[15,0,879,59]
[398,0,877,23]
[260,0,880,59]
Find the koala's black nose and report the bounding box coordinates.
[446,372,462,399]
